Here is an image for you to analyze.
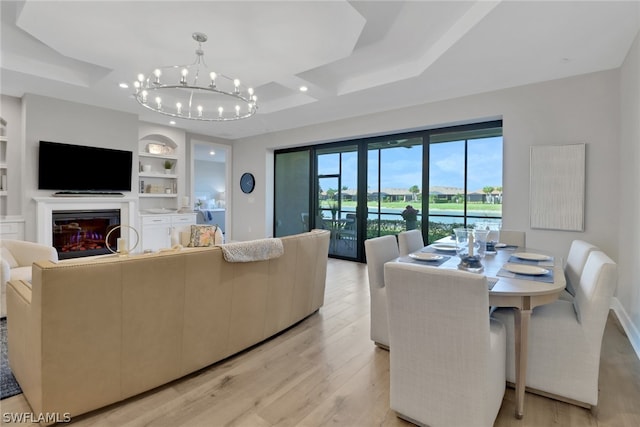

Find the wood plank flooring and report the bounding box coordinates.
[2,258,639,426]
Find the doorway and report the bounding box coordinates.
[316,144,359,260]
[190,140,230,235]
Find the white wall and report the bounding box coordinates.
[21,94,139,241]
[618,28,640,354]
[193,159,225,204]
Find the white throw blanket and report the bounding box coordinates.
[219,238,284,262]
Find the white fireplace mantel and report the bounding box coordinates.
[35,196,138,248]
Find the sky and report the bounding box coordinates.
[318,136,503,194]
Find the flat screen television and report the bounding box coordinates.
[38,141,133,193]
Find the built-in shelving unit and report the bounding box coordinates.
[138,135,180,212]
[138,152,178,198]
[0,118,8,206]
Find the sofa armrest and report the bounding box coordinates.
[3,240,58,266]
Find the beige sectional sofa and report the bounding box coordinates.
[6,229,330,423]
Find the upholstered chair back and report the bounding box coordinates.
[498,229,526,247]
[364,235,399,348]
[384,262,506,427]
[492,249,617,407]
[564,239,599,297]
[573,250,618,345]
[397,230,424,256]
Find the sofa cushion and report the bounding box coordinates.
[188,225,220,247]
[1,247,19,268]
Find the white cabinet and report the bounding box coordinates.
[0,217,25,240]
[140,213,196,252]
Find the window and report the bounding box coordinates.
[274,120,502,261]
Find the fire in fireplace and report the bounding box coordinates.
[52,210,121,259]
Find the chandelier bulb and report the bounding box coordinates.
[218,106,224,117]
[153,69,162,84]
[137,73,145,83]
[176,102,182,115]
[141,90,148,103]
[155,97,162,110]
[181,68,189,85]
[248,87,254,96]
[235,105,240,116]
[197,105,203,117]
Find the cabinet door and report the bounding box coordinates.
[141,216,171,251]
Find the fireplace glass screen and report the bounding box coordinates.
[52,210,121,259]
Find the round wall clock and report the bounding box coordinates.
[240,172,255,194]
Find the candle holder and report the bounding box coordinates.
[105,224,140,257]
[454,228,490,273]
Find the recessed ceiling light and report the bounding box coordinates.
[299,86,308,92]
[169,120,176,125]
[209,150,215,156]
[119,82,129,89]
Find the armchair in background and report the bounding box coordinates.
[1,239,58,318]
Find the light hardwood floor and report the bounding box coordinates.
[2,258,639,426]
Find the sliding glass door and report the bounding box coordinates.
[366,137,424,242]
[316,144,359,259]
[273,120,503,262]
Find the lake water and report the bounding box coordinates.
[334,207,501,224]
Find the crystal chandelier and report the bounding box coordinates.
[133,32,257,121]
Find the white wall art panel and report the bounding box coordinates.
[530,143,585,231]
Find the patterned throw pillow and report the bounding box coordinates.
[188,225,219,247]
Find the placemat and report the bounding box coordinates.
[497,268,554,283]
[399,255,451,267]
[422,246,458,256]
[508,255,554,267]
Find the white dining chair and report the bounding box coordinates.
[397,229,424,256]
[384,262,506,427]
[492,250,617,408]
[498,229,526,247]
[364,235,399,349]
[560,239,599,301]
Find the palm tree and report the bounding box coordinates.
[409,185,420,201]
[482,186,495,204]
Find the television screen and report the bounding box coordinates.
[38,141,133,192]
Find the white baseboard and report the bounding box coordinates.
[610,297,640,361]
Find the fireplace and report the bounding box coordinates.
[52,210,120,259]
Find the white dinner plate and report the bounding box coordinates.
[495,243,508,248]
[513,252,551,261]
[409,253,444,261]
[431,243,457,252]
[504,263,549,276]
